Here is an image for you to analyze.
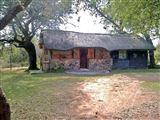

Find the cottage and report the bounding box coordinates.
[39,30,155,71]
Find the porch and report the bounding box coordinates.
[65,68,111,75]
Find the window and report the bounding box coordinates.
[119,50,127,59]
[133,53,138,58]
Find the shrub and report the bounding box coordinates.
[1,46,28,67]
[52,66,65,73]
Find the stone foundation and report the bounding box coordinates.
[42,58,112,71]
[50,59,80,70]
[88,59,112,71]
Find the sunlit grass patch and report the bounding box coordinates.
[112,68,160,74]
[141,81,160,91]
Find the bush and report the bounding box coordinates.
[1,46,28,68]
[51,66,65,73]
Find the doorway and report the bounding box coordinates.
[80,48,88,68]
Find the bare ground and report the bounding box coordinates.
[67,75,160,120]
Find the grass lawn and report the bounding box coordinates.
[141,81,160,91]
[1,70,92,119]
[0,70,87,101]
[0,68,160,119]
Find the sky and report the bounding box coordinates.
[60,10,108,33]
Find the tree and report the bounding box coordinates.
[103,0,160,34]
[0,1,31,116]
[0,0,32,30]
[0,0,73,70]
[82,0,124,33]
[84,0,158,67]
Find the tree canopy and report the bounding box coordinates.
[102,0,160,35]
[0,0,32,30]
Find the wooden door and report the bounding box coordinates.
[80,48,88,68]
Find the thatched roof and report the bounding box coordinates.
[40,30,155,51]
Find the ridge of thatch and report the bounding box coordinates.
[39,30,155,51]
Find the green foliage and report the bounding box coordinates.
[1,46,28,67]
[90,0,97,6]
[0,43,4,57]
[11,48,28,63]
[0,0,24,13]
[51,67,65,73]
[155,44,160,64]
[102,0,160,34]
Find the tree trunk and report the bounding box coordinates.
[0,88,11,120]
[149,50,155,68]
[23,41,39,70]
[144,34,155,68]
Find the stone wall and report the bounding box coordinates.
[41,48,112,71]
[87,48,112,71]
[88,59,112,71]
[50,59,80,70]
[41,61,50,71]
[42,58,112,71]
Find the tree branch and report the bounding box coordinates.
[85,0,126,34]
[13,43,24,48]
[12,23,17,37]
[23,0,32,8]
[0,5,23,30]
[15,17,29,39]
[0,37,23,44]
[0,0,32,30]
[0,39,13,43]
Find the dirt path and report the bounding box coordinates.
[52,75,159,120]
